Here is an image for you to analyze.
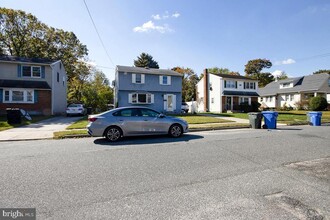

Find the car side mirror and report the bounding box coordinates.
[158,113,165,118]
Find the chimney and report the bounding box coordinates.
[203,69,209,112]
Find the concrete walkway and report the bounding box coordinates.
[0,116,83,141]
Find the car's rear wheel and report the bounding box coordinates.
[169,124,183,138]
[104,126,122,142]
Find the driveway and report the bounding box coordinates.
[0,116,83,141]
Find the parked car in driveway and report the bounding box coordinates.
[181,102,189,113]
[87,106,189,142]
[66,104,87,116]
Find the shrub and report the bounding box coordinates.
[309,96,328,111]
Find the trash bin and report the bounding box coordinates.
[6,108,22,124]
[308,111,322,126]
[248,112,262,129]
[87,107,92,115]
[262,111,278,129]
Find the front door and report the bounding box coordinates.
[164,94,176,112]
[226,96,232,111]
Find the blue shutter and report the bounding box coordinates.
[224,80,227,88]
[41,66,45,78]
[17,64,22,77]
[34,90,39,103]
[0,89,3,103]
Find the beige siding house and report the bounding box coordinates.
[0,56,67,115]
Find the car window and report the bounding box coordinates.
[140,109,159,117]
[113,109,132,117]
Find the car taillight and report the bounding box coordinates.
[88,117,98,122]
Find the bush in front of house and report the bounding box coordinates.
[309,96,328,111]
[239,101,261,113]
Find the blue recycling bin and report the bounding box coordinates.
[262,111,278,129]
[308,112,322,126]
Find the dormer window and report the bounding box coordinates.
[280,82,293,89]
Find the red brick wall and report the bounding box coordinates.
[0,90,51,115]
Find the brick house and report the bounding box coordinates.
[0,56,67,115]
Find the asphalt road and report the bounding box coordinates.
[0,126,329,219]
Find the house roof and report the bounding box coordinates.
[0,55,56,65]
[259,73,329,96]
[223,91,259,97]
[0,79,51,90]
[116,65,182,77]
[209,73,257,81]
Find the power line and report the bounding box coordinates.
[83,0,115,67]
[296,52,330,62]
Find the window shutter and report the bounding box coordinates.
[151,94,154,103]
[235,81,237,88]
[128,93,132,103]
[168,76,171,85]
[163,94,167,110]
[224,80,227,88]
[141,74,145,84]
[159,76,163,85]
[0,89,2,103]
[172,95,176,110]
[132,74,136,83]
[17,64,22,77]
[34,90,38,103]
[243,82,246,89]
[253,82,256,89]
[41,66,45,78]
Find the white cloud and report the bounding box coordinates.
[172,12,180,18]
[151,11,180,20]
[151,14,161,20]
[133,20,172,33]
[275,58,296,65]
[272,70,284,77]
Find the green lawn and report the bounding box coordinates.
[175,115,233,124]
[0,115,53,131]
[66,116,89,129]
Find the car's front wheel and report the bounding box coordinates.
[169,124,183,138]
[104,126,122,142]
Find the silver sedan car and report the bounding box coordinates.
[87,106,189,142]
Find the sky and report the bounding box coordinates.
[1,0,330,82]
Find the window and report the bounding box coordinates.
[3,89,34,103]
[285,95,289,101]
[132,73,145,84]
[22,66,41,78]
[328,79,330,87]
[244,82,255,89]
[160,76,171,85]
[211,98,214,103]
[282,83,290,88]
[129,93,153,104]
[239,97,249,104]
[224,80,236,88]
[266,96,273,102]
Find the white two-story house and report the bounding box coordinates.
[0,56,67,115]
[196,69,259,113]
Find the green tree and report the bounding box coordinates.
[313,69,330,75]
[245,59,272,87]
[134,52,159,69]
[0,7,88,81]
[258,73,275,88]
[208,67,240,75]
[172,67,198,101]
